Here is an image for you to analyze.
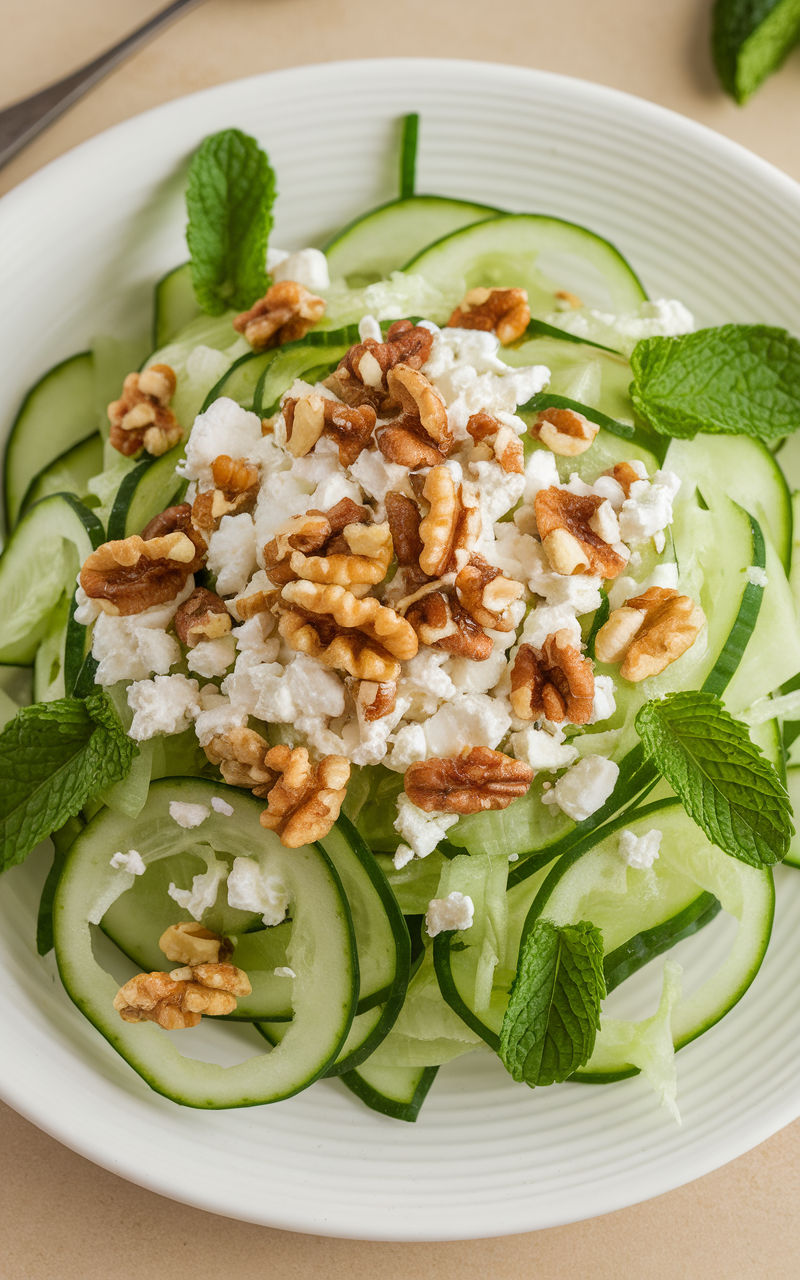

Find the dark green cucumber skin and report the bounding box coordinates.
[433,931,500,1052]
[319,814,411,1074]
[603,892,721,993]
[701,511,766,697]
[338,1064,439,1123]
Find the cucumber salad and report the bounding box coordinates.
[2,118,800,1123]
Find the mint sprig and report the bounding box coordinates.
[499,919,605,1086]
[186,128,276,316]
[0,692,137,874]
[630,325,800,442]
[635,691,793,867]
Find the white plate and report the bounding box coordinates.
[2,58,800,1242]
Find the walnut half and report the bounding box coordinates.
[113,962,251,1030]
[404,746,534,814]
[510,631,595,725]
[595,586,706,681]
[108,364,183,459]
[447,287,530,345]
[259,745,350,847]
[234,281,326,350]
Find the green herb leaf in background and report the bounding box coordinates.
[0,692,137,875]
[186,128,276,316]
[635,691,793,867]
[499,919,605,1086]
[630,325,800,441]
[713,0,800,104]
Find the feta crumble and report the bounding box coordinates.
[746,565,769,588]
[274,966,296,979]
[425,891,475,937]
[544,755,620,821]
[211,795,234,817]
[127,674,201,741]
[168,801,210,829]
[619,827,663,869]
[394,794,458,861]
[109,850,146,875]
[168,857,228,920]
[227,856,290,927]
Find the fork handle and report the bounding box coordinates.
[0,0,207,172]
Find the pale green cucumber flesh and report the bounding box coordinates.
[324,194,503,286]
[153,263,202,349]
[0,493,104,666]
[21,433,104,518]
[106,445,186,540]
[404,213,647,317]
[4,352,95,530]
[338,1060,439,1122]
[53,779,358,1107]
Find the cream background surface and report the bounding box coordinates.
[2,1,800,1274]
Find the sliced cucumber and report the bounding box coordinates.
[200,350,277,414]
[255,1003,387,1077]
[339,1060,438,1122]
[21,434,104,518]
[106,445,186,540]
[785,767,800,868]
[404,215,647,317]
[153,263,202,349]
[0,493,104,666]
[254,337,353,416]
[324,195,503,286]
[667,434,792,572]
[32,592,71,702]
[53,778,358,1108]
[4,352,95,529]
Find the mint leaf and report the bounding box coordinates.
[186,128,276,316]
[499,919,605,1086]
[635,691,793,867]
[713,0,800,103]
[0,692,137,874]
[630,325,800,442]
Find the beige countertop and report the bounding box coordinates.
[2,2,800,1275]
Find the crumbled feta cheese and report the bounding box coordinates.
[169,801,210,829]
[193,685,246,745]
[211,795,234,816]
[394,793,458,860]
[231,612,279,665]
[207,513,258,596]
[589,500,621,545]
[423,327,549,434]
[393,844,415,870]
[747,565,769,588]
[270,247,330,292]
[509,727,579,771]
[73,584,101,626]
[253,469,313,548]
[347,695,411,767]
[349,448,412,506]
[227,856,289,927]
[110,850,146,875]
[127,674,201,741]
[423,692,511,757]
[186,634,237,678]
[619,827,662,869]
[522,448,560,506]
[467,460,525,527]
[494,528,602,614]
[425,891,475,937]
[267,247,290,271]
[398,648,457,716]
[274,966,296,979]
[358,314,383,342]
[607,562,680,611]
[385,722,428,772]
[248,653,346,725]
[519,603,583,650]
[168,857,228,920]
[589,675,617,724]
[618,472,680,546]
[508,853,519,862]
[544,755,620,821]
[90,578,195,685]
[446,646,509,695]
[179,398,264,484]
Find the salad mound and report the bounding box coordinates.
[1,121,799,1122]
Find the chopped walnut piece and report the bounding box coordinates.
[350,678,398,721]
[405,589,494,660]
[532,407,599,457]
[290,520,393,587]
[204,726,275,790]
[534,487,628,579]
[376,363,452,468]
[405,746,533,814]
[595,586,706,682]
[279,580,417,680]
[418,465,481,578]
[455,555,523,631]
[324,320,434,413]
[385,491,425,567]
[174,587,232,647]
[159,921,231,965]
[259,745,350,847]
[510,631,595,725]
[447,287,531,345]
[113,962,251,1030]
[603,461,643,498]
[377,423,446,469]
[108,364,183,459]
[282,394,377,466]
[192,454,261,535]
[233,280,326,350]
[263,501,373,588]
[466,412,524,474]
[80,510,206,616]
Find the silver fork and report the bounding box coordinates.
[0,0,208,172]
